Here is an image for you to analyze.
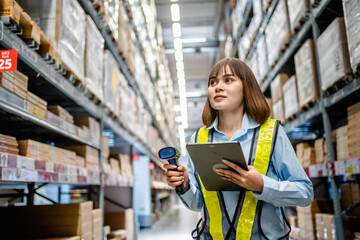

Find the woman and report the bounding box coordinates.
[164,58,313,240]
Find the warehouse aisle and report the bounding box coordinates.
[138,202,199,240]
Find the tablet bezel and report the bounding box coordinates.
[186,141,248,191]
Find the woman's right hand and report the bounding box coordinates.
[164,164,189,192]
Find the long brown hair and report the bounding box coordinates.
[202,58,270,127]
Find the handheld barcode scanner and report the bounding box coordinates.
[158,147,184,193]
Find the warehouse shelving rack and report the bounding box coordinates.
[0,0,175,236]
[230,0,360,239]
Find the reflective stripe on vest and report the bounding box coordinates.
[197,119,276,240]
[198,128,224,239]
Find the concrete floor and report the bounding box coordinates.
[138,202,200,240]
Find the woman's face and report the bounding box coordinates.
[208,65,244,112]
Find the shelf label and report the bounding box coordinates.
[17,156,35,170]
[0,153,8,167]
[334,161,346,176]
[0,50,17,72]
[29,103,46,119]
[46,162,54,173]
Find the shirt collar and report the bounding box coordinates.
[206,112,260,132]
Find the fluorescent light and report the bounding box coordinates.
[178,125,187,156]
[177,69,185,81]
[172,23,181,38]
[186,91,202,98]
[174,105,181,112]
[170,0,177,2]
[171,4,180,21]
[175,50,183,62]
[180,95,188,128]
[182,37,206,43]
[176,61,184,71]
[173,38,182,50]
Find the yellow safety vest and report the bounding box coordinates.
[197,119,277,240]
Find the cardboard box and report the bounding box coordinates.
[271,73,290,103]
[18,139,50,161]
[335,125,349,160]
[317,18,352,91]
[256,34,269,82]
[85,15,104,101]
[64,145,99,170]
[92,209,102,240]
[27,91,48,110]
[287,0,309,32]
[0,0,22,24]
[272,99,285,123]
[0,201,92,239]
[74,116,101,142]
[265,0,291,66]
[18,0,86,81]
[295,39,319,108]
[303,147,316,167]
[282,75,299,119]
[314,138,327,164]
[343,0,360,70]
[104,209,134,240]
[48,105,74,124]
[102,136,110,161]
[103,50,120,116]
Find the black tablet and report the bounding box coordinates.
[186,141,247,191]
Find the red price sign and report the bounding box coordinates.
[0,50,17,72]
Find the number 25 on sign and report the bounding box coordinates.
[0,50,17,72]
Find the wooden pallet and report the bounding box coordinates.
[90,0,104,14]
[299,97,317,112]
[84,85,102,104]
[352,63,360,75]
[323,73,352,96]
[0,0,22,33]
[37,30,55,64]
[263,0,271,13]
[292,11,310,33]
[19,11,41,49]
[279,31,292,53]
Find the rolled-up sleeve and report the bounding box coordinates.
[254,125,314,207]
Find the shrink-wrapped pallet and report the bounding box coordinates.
[19,0,85,82]
[270,73,290,103]
[287,0,309,32]
[317,18,352,91]
[247,0,262,44]
[282,75,299,119]
[294,39,319,108]
[272,99,285,123]
[343,0,360,70]
[256,34,269,82]
[265,0,291,67]
[104,0,119,42]
[103,50,120,116]
[85,16,104,101]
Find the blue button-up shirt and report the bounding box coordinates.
[178,113,313,239]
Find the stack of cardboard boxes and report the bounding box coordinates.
[296,142,316,168]
[282,75,299,120]
[341,183,360,217]
[271,73,290,123]
[27,91,48,111]
[65,145,100,170]
[109,158,121,175]
[91,209,103,240]
[48,105,74,124]
[104,209,134,240]
[74,117,101,143]
[315,213,335,240]
[18,139,50,161]
[347,102,360,158]
[0,133,19,155]
[0,71,28,99]
[0,201,93,239]
[314,138,327,164]
[296,199,333,240]
[334,125,349,160]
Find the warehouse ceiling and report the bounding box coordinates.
[155,0,226,142]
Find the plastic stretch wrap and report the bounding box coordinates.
[265,0,291,67]
[19,0,85,81]
[317,18,352,91]
[343,0,360,69]
[282,75,299,119]
[271,73,290,103]
[294,39,319,108]
[104,0,119,41]
[59,0,85,81]
[103,50,119,116]
[256,34,269,82]
[287,0,309,32]
[247,0,262,43]
[85,16,104,101]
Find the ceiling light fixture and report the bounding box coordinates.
[175,50,183,62]
[176,61,184,72]
[172,23,182,38]
[173,38,182,50]
[170,4,180,22]
[182,37,207,43]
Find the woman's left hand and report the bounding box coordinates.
[216,159,264,192]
